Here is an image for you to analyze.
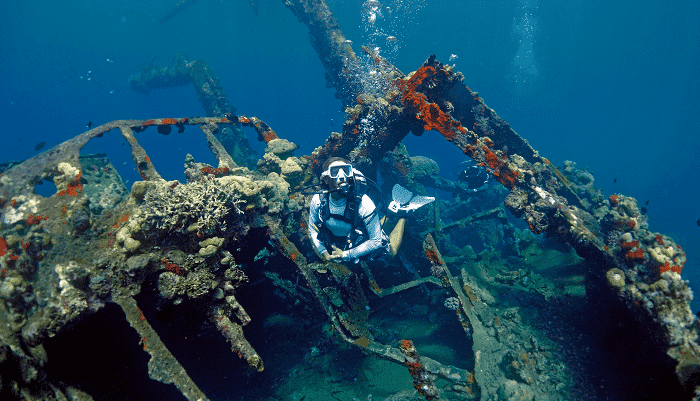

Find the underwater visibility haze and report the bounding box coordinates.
[1,0,700,400]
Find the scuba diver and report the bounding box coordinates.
[454,159,492,194]
[308,157,434,263]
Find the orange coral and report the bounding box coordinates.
[620,240,639,250]
[482,147,504,175]
[58,172,83,197]
[26,214,48,225]
[405,362,422,372]
[137,307,146,321]
[625,248,645,261]
[609,195,619,206]
[396,66,466,142]
[201,166,230,177]
[261,130,278,143]
[162,258,185,276]
[160,118,178,125]
[112,214,130,229]
[467,372,475,384]
[500,170,519,189]
[425,249,440,264]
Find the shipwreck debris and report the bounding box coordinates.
[0,1,697,400]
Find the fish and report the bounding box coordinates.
[613,178,617,183]
[645,200,649,205]
[34,141,46,151]
[86,121,92,129]
[641,207,647,214]
[696,218,700,227]
[386,36,397,42]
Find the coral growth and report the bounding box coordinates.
[142,177,246,235]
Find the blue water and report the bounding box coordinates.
[1,0,699,310]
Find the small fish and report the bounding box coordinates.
[86,121,92,129]
[613,178,617,183]
[640,207,647,214]
[645,200,649,205]
[386,36,397,42]
[34,141,46,151]
[696,218,700,227]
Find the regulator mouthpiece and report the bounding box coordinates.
[337,182,350,195]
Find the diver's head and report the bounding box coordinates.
[322,157,354,195]
[454,160,481,183]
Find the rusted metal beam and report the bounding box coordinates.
[0,117,233,198]
[283,0,364,108]
[128,58,258,168]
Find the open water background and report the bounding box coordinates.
[1,0,699,310]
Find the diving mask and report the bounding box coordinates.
[322,163,354,195]
[323,163,353,179]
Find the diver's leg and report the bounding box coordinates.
[388,217,406,258]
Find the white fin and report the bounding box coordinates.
[387,184,435,214]
[405,195,435,211]
[391,184,413,205]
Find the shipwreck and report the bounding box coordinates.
[0,1,698,400]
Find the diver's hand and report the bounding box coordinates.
[330,246,344,259]
[323,246,344,261]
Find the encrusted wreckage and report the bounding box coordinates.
[1,0,699,400]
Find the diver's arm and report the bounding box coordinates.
[344,195,383,261]
[308,194,329,257]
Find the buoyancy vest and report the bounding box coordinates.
[317,177,384,256]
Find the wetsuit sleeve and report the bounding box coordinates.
[344,195,384,261]
[308,194,327,255]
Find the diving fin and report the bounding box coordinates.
[388,184,435,214]
[403,195,435,211]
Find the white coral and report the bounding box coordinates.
[144,177,246,235]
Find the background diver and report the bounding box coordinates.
[308,157,433,263]
[454,159,492,194]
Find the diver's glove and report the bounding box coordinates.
[387,184,435,216]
